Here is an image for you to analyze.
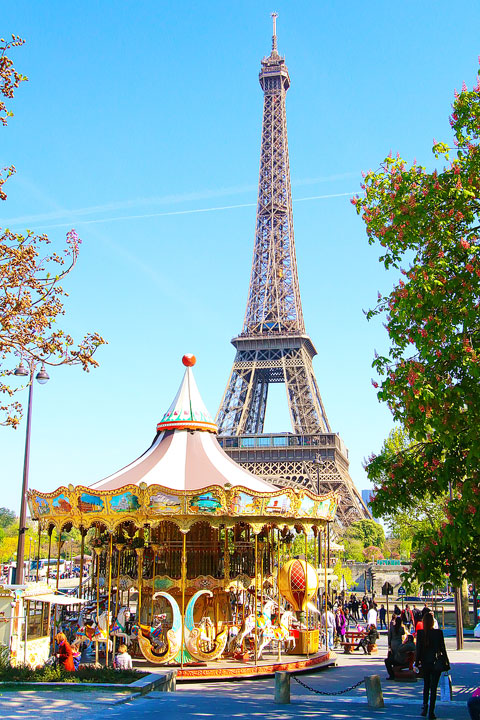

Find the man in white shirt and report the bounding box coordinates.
[366,602,377,627]
[320,607,336,650]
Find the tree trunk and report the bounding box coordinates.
[461,579,470,628]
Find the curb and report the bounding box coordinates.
[0,669,177,696]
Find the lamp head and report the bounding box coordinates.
[36,364,50,385]
[14,362,29,377]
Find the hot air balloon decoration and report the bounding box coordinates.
[278,558,318,612]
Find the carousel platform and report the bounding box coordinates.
[134,649,336,682]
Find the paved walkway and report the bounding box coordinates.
[0,632,476,719]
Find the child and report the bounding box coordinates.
[115,643,133,669]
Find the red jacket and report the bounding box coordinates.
[57,640,75,672]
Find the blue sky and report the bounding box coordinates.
[2,1,480,514]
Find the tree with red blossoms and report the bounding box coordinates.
[1,37,105,427]
[354,64,480,589]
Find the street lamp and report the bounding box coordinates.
[13,359,50,585]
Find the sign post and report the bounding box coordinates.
[382,582,394,626]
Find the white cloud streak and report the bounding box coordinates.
[3,191,358,231]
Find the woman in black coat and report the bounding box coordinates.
[415,611,450,719]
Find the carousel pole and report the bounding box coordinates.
[105,534,113,666]
[135,548,144,626]
[304,530,309,658]
[150,545,157,623]
[260,539,264,616]
[254,533,258,667]
[55,530,62,592]
[324,529,328,652]
[113,543,124,661]
[314,527,319,613]
[78,528,85,599]
[46,526,53,583]
[36,523,41,582]
[277,527,281,662]
[327,521,331,605]
[180,532,187,671]
[94,546,102,665]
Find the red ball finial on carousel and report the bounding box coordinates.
[182,354,196,367]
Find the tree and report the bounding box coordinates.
[362,545,384,562]
[353,64,480,588]
[342,537,365,563]
[0,37,105,427]
[331,560,356,592]
[0,507,15,528]
[343,519,385,549]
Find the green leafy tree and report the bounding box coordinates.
[343,519,385,550]
[342,537,365,562]
[0,508,15,528]
[354,65,480,588]
[331,560,356,592]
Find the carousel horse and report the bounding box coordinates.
[74,615,112,653]
[110,606,132,643]
[184,590,228,662]
[231,599,276,654]
[257,609,296,658]
[133,591,182,664]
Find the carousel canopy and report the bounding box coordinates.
[90,355,277,494]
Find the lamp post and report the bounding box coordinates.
[448,480,464,650]
[13,358,50,585]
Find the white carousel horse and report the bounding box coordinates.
[231,599,276,654]
[257,609,296,658]
[110,606,132,643]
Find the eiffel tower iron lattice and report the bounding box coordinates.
[216,15,370,525]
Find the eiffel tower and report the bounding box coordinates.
[216,15,370,526]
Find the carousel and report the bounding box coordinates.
[28,355,338,680]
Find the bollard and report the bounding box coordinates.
[364,674,384,708]
[275,671,291,704]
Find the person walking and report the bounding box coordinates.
[378,604,387,630]
[416,611,450,719]
[367,601,378,627]
[321,605,336,650]
[335,607,347,647]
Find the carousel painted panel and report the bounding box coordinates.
[187,490,223,515]
[51,492,73,514]
[33,496,51,517]
[109,490,141,513]
[316,496,337,520]
[148,489,183,515]
[263,492,293,516]
[77,492,105,514]
[229,490,262,515]
[297,495,316,518]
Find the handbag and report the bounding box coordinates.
[434,651,450,673]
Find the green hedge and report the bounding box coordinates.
[0,665,147,684]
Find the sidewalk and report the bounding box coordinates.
[0,633,476,719]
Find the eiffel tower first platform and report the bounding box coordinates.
[216,15,370,526]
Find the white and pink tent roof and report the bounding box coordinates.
[90,355,277,494]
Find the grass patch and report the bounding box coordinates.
[0,665,148,684]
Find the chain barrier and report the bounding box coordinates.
[291,674,364,696]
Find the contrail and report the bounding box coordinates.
[4,191,359,231]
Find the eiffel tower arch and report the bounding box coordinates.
[216,16,370,526]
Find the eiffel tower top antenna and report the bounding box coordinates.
[271,11,278,54]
